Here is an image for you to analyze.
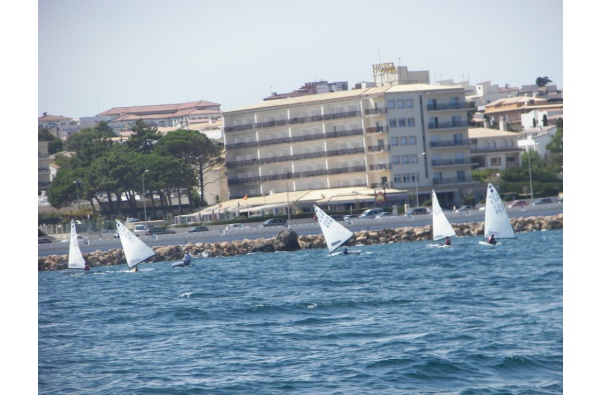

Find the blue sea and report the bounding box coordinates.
[38,230,563,394]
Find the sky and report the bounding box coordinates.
[37,0,565,118]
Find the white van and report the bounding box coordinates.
[359,208,384,219]
[133,224,147,235]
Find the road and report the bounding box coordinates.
[38,203,563,257]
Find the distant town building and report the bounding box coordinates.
[38,140,51,191]
[38,112,79,139]
[95,100,222,134]
[468,128,522,171]
[264,81,349,101]
[222,82,476,209]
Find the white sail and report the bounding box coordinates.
[431,190,456,241]
[483,183,515,239]
[116,220,155,268]
[68,220,86,269]
[314,205,353,254]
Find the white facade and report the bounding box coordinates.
[223,83,476,207]
[517,125,557,159]
[466,81,520,110]
[468,128,522,171]
[520,109,563,129]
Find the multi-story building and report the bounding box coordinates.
[95,100,222,134]
[38,140,51,192]
[38,112,79,139]
[222,83,477,209]
[469,127,523,171]
[484,96,563,131]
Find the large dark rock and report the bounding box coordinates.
[273,228,301,251]
[250,243,275,253]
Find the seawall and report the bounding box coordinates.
[38,214,563,271]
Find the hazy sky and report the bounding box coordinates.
[38,0,563,118]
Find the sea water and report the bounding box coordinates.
[38,230,563,394]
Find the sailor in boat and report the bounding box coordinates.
[444,236,451,246]
[84,263,90,271]
[343,247,349,255]
[488,235,497,245]
[183,250,192,266]
[132,266,139,272]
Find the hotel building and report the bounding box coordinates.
[222,83,478,209]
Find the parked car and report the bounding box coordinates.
[260,218,287,227]
[376,212,393,218]
[38,238,53,244]
[59,235,88,243]
[509,200,528,208]
[454,205,473,212]
[359,208,384,219]
[329,214,345,221]
[188,226,209,233]
[343,214,358,221]
[225,223,249,230]
[405,207,429,216]
[532,197,553,205]
[145,226,176,235]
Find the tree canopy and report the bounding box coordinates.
[47,120,224,218]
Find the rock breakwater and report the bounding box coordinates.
[38,214,563,271]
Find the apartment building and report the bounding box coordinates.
[222,83,477,209]
[469,127,523,171]
[38,140,51,191]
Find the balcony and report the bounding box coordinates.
[366,126,388,134]
[367,145,388,152]
[369,163,388,171]
[226,147,365,169]
[228,165,367,185]
[429,140,471,149]
[225,128,364,150]
[427,120,469,130]
[224,110,362,133]
[432,176,474,185]
[430,158,476,167]
[427,102,468,111]
[365,107,387,116]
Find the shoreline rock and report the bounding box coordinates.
[38,214,563,271]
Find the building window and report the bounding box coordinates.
[398,118,406,127]
[401,155,409,164]
[390,137,399,146]
[406,99,414,108]
[403,173,412,183]
[491,157,502,166]
[407,117,415,126]
[394,175,402,184]
[387,100,395,109]
[400,137,408,146]
[409,136,417,145]
[397,100,405,109]
[392,156,400,165]
[389,119,397,128]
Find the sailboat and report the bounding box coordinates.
[115,220,155,270]
[313,205,361,256]
[479,183,516,246]
[68,220,88,270]
[428,190,456,248]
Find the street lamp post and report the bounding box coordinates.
[73,180,80,209]
[285,171,291,226]
[142,170,149,229]
[527,144,536,201]
[414,152,426,207]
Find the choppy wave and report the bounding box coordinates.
[38,229,563,394]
